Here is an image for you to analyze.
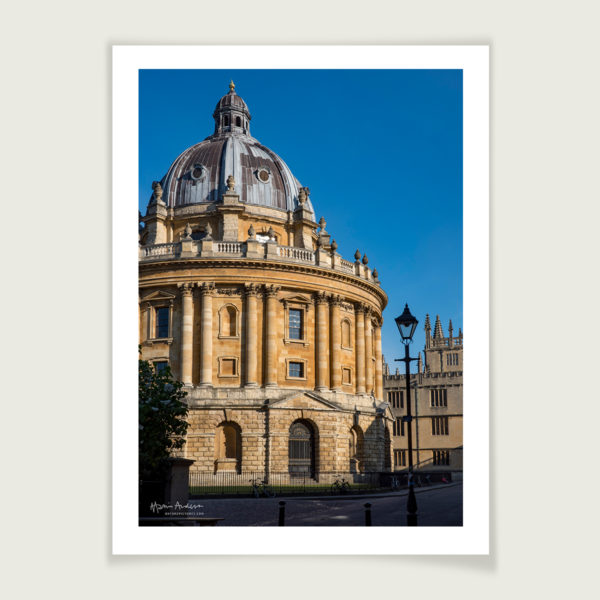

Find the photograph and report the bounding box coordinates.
[137,67,464,528]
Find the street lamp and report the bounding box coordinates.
[394,303,419,526]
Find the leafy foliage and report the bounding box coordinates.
[139,356,189,480]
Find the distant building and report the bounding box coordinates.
[383,315,463,471]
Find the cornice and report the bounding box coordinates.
[139,257,388,308]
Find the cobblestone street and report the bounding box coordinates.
[189,482,462,527]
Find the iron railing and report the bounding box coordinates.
[189,471,392,497]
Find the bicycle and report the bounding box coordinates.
[249,478,276,498]
[390,476,400,490]
[330,476,351,495]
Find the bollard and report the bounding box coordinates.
[406,484,418,526]
[364,502,372,526]
[278,501,286,526]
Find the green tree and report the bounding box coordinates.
[139,356,189,480]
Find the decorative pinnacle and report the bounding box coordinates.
[229,80,235,92]
[248,224,256,239]
[424,314,431,331]
[433,315,444,339]
[204,223,213,240]
[362,254,369,265]
[267,226,275,240]
[298,187,307,205]
[182,223,192,240]
[331,239,338,252]
[354,249,361,261]
[448,319,453,333]
[318,216,327,231]
[372,268,378,279]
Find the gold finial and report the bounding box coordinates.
[229,80,235,92]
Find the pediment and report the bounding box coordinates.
[281,293,311,305]
[140,289,176,302]
[269,391,343,411]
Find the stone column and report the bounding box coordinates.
[374,320,383,400]
[355,305,366,394]
[315,292,329,392]
[330,295,342,391]
[199,282,215,388]
[178,282,194,385]
[365,310,374,395]
[244,284,259,387]
[264,285,280,387]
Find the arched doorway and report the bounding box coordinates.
[288,420,315,478]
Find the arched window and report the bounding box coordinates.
[223,115,229,127]
[349,425,364,473]
[341,319,351,348]
[235,116,241,127]
[288,420,316,478]
[219,304,239,337]
[215,421,241,472]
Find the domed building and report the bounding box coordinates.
[139,82,391,481]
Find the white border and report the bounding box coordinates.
[112,45,489,555]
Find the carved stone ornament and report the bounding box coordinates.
[372,268,379,279]
[248,224,256,239]
[244,283,259,296]
[182,223,193,240]
[354,249,361,261]
[264,284,281,298]
[318,216,327,231]
[298,187,309,206]
[199,282,215,295]
[362,254,369,265]
[151,181,164,204]
[331,239,338,252]
[315,291,329,305]
[226,174,235,192]
[178,282,195,295]
[267,226,275,240]
[330,294,343,306]
[204,223,213,240]
[218,287,243,296]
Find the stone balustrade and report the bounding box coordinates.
[139,240,380,285]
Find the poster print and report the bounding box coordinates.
[113,46,489,554]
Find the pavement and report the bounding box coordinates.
[189,482,463,526]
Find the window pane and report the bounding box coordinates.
[156,307,169,338]
[289,309,302,339]
[289,361,304,378]
[154,361,168,373]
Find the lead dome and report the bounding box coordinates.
[154,81,316,219]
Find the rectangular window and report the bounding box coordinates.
[401,419,405,436]
[394,450,406,467]
[155,307,170,338]
[432,416,449,435]
[430,389,448,407]
[288,361,304,378]
[154,361,169,373]
[288,309,303,340]
[433,450,450,466]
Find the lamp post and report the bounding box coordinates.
[394,303,419,526]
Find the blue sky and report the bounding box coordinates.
[139,69,462,371]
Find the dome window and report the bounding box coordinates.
[190,164,206,181]
[235,116,241,127]
[223,115,229,127]
[256,168,271,183]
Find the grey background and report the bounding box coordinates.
[2,1,598,598]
